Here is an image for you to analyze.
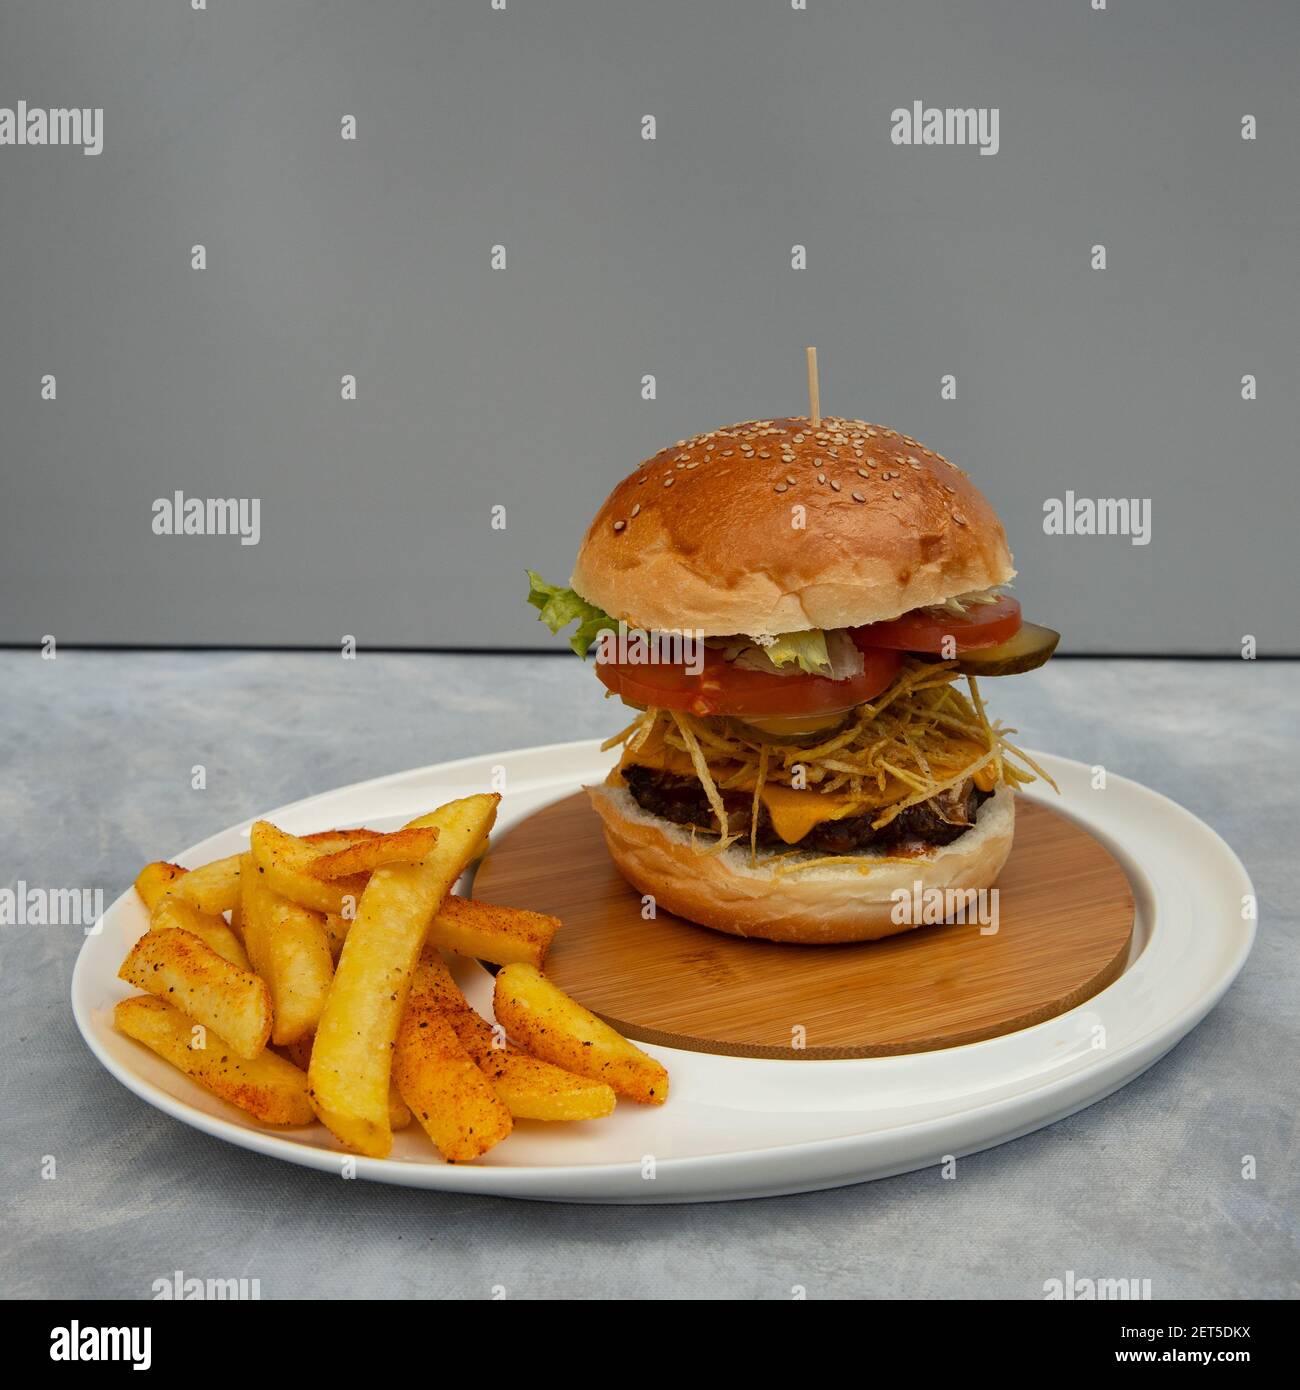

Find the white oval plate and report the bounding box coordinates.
[72,740,1253,1204]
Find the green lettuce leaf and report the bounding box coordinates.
[760,629,832,676]
[526,571,617,658]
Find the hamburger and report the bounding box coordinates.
[527,412,1058,944]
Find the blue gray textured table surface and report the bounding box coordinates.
[3,651,1296,1299]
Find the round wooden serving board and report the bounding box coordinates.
[472,792,1136,1059]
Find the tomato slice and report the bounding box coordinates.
[853,594,1022,654]
[596,646,902,719]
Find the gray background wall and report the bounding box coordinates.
[2,0,1297,654]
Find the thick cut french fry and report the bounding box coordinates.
[415,952,614,1121]
[301,828,381,847]
[395,961,512,1161]
[249,822,368,916]
[321,913,350,961]
[449,1005,616,1122]
[227,891,244,942]
[307,794,500,1157]
[308,827,440,881]
[430,895,560,969]
[494,964,668,1105]
[116,995,312,1126]
[164,854,243,915]
[135,861,187,913]
[240,856,334,1045]
[276,1033,314,1072]
[151,896,250,971]
[321,895,560,970]
[274,1032,411,1130]
[118,928,272,1060]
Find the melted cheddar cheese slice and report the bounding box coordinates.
[617,724,998,844]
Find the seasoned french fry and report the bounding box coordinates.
[249,822,367,916]
[307,794,500,1157]
[116,995,312,1126]
[493,963,668,1105]
[411,952,614,1121]
[321,913,350,961]
[308,827,440,881]
[449,1004,616,1122]
[240,856,334,1045]
[227,891,244,942]
[388,1086,413,1132]
[151,895,250,971]
[430,895,560,969]
[135,861,187,913]
[164,854,243,915]
[118,928,272,1060]
[395,961,512,1161]
[275,1031,411,1130]
[276,1033,314,1072]
[301,828,381,847]
[321,895,561,970]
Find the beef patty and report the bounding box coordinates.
[621,765,991,855]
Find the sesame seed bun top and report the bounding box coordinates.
[570,416,1016,636]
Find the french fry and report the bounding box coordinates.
[276,1034,314,1072]
[321,913,350,961]
[430,895,560,969]
[307,794,500,1157]
[164,854,243,915]
[493,964,668,1105]
[151,896,250,971]
[249,822,368,916]
[275,1031,411,1130]
[240,856,334,1045]
[308,827,440,881]
[301,828,381,847]
[394,958,512,1161]
[412,952,614,1121]
[451,1007,616,1122]
[118,929,272,1060]
[227,891,245,942]
[135,861,187,913]
[321,895,561,970]
[116,995,312,1126]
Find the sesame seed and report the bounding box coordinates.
[953,513,967,525]
[857,467,870,478]
[786,474,796,484]
[892,489,902,500]
[758,451,770,459]
[817,473,826,484]
[631,503,641,517]
[663,477,675,488]
[852,491,865,502]
[687,461,699,469]
[774,483,788,494]
[907,456,921,468]
[613,520,626,532]
[830,479,841,492]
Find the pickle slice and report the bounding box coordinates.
[952,622,1060,676]
[727,710,856,746]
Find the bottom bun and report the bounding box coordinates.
[587,782,1016,945]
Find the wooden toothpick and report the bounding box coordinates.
[806,346,821,427]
